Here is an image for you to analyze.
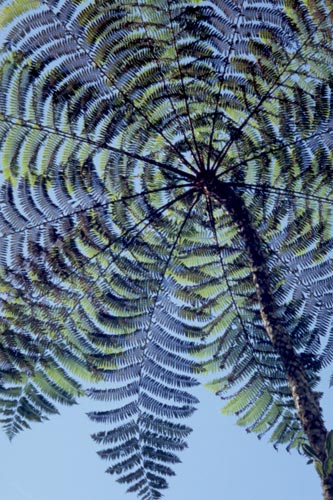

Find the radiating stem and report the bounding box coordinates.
[210,180,333,500]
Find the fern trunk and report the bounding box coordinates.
[323,480,333,500]
[211,180,333,499]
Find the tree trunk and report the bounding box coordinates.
[322,477,333,500]
[211,180,333,499]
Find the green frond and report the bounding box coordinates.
[1,0,333,498]
[0,0,40,29]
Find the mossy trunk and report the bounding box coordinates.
[211,180,333,500]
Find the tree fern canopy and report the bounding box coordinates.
[0,0,333,498]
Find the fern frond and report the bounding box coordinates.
[1,0,333,497]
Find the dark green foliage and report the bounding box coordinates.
[0,0,333,498]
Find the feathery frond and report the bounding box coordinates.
[1,0,333,498]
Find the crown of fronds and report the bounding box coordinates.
[0,0,333,498]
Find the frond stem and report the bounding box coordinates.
[0,113,193,181]
[42,0,196,174]
[228,181,333,206]
[211,5,333,175]
[0,182,192,238]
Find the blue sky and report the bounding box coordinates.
[0,380,330,500]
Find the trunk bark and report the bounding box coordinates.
[210,180,333,499]
[323,478,333,500]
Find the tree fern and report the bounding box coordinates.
[1,0,333,498]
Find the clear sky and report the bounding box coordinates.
[0,379,331,500]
